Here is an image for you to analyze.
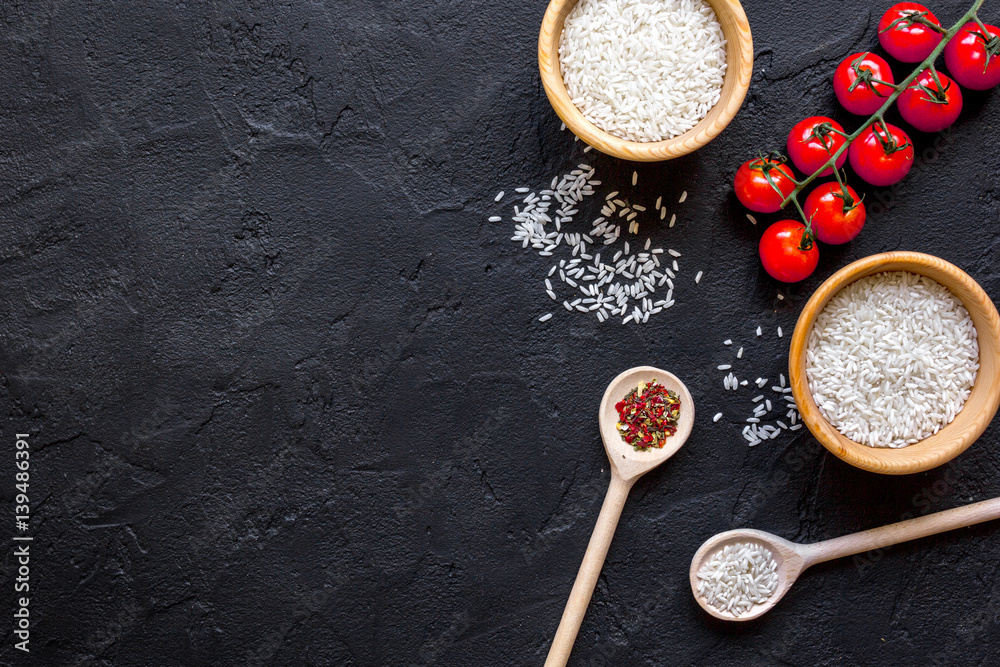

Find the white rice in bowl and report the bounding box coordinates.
[806,271,979,448]
[559,0,727,143]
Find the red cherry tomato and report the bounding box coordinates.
[878,3,944,63]
[786,117,848,177]
[834,52,896,115]
[759,220,819,283]
[848,122,914,187]
[803,182,866,245]
[734,155,796,213]
[944,22,1000,90]
[898,69,963,132]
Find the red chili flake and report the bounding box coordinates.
[615,379,681,451]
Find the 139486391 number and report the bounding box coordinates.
[15,438,29,516]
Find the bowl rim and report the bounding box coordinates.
[537,0,754,162]
[789,251,1000,475]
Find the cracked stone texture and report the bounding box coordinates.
[1,0,999,664]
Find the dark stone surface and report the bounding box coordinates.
[1,0,999,664]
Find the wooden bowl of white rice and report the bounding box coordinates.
[538,0,753,161]
[789,252,1000,475]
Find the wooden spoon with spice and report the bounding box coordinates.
[690,496,1000,621]
[545,366,694,667]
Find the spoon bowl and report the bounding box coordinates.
[599,366,695,481]
[689,529,805,621]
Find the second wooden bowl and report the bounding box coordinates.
[789,252,1000,475]
[538,0,754,162]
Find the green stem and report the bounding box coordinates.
[831,167,856,212]
[973,11,990,33]
[791,196,814,250]
[928,62,945,92]
[779,0,986,214]
[791,196,811,226]
[832,165,846,191]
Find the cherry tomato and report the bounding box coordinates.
[734,155,796,213]
[759,220,819,283]
[898,69,963,133]
[878,3,944,63]
[803,182,866,245]
[848,122,914,187]
[944,22,1000,90]
[786,117,848,177]
[833,52,896,115]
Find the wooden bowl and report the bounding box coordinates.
[789,252,1000,475]
[538,0,754,162]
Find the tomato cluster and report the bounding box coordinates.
[734,2,1000,283]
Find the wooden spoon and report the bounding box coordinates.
[690,496,1000,621]
[546,366,694,666]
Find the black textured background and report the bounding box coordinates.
[1,0,999,665]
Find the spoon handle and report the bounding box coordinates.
[801,496,1000,567]
[545,472,633,667]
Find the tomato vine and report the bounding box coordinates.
[771,0,987,245]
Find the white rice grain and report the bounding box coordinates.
[559,0,727,142]
[806,271,978,448]
[696,542,778,617]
